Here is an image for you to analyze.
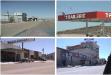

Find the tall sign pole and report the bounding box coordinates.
[86,20,88,37]
[21,42,24,59]
[102,20,105,36]
[7,38,35,61]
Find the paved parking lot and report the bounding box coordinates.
[1,61,55,74]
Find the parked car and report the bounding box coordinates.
[19,58,34,63]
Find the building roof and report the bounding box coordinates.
[57,47,67,51]
[1,43,41,53]
[1,43,21,50]
[66,40,99,51]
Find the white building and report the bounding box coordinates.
[1,12,11,23]
[14,12,27,22]
[1,12,27,23]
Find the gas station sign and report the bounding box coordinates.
[7,38,35,44]
[58,11,111,21]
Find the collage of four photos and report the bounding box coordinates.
[0,0,111,75]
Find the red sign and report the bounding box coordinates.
[58,11,111,21]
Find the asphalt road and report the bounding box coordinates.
[1,61,55,74]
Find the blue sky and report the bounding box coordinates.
[1,38,55,54]
[2,0,54,1]
[57,1,111,15]
[18,38,55,54]
[57,0,111,1]
[57,38,111,60]
[1,1,55,18]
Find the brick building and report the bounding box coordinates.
[57,39,99,67]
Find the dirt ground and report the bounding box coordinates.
[1,20,55,37]
[57,34,86,37]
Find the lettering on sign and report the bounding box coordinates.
[58,12,111,21]
[65,13,86,20]
[105,13,111,18]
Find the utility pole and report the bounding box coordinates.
[42,48,44,55]
[42,48,46,61]
[7,11,10,22]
